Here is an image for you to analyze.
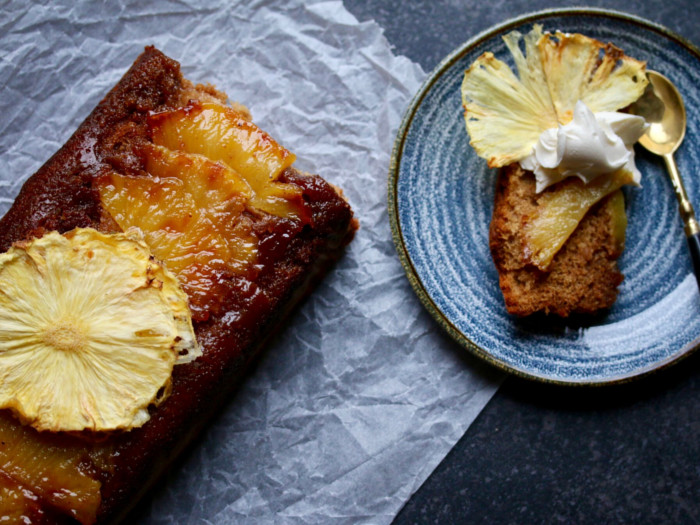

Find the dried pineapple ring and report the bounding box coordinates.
[461,24,648,168]
[0,228,200,432]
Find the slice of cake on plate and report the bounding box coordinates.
[461,25,648,316]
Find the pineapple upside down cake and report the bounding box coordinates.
[0,47,356,524]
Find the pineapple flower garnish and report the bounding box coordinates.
[461,25,649,192]
[0,228,201,433]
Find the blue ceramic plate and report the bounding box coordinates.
[389,9,700,385]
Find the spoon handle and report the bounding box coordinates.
[687,234,700,291]
[664,153,700,290]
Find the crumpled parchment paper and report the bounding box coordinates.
[0,1,502,523]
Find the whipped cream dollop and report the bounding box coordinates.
[521,100,648,193]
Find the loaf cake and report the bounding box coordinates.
[461,25,648,316]
[0,47,356,523]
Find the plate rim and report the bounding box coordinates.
[388,7,700,386]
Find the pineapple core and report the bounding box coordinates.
[42,320,89,353]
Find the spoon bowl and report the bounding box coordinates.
[630,70,700,289]
[637,71,687,156]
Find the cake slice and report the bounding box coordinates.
[490,163,627,316]
[461,26,648,316]
[0,47,356,523]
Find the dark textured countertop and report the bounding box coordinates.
[343,1,700,523]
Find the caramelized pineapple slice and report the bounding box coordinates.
[607,189,628,251]
[0,475,46,524]
[0,411,101,525]
[97,144,259,317]
[524,169,634,269]
[0,474,47,524]
[149,102,307,221]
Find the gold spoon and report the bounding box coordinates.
[629,70,700,288]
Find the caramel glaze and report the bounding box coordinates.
[0,47,356,524]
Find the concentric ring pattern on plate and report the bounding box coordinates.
[389,9,700,385]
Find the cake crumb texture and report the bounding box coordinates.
[489,163,624,317]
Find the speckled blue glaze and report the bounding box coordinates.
[389,9,700,384]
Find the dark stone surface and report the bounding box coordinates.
[344,1,698,75]
[390,356,700,524]
[343,1,700,523]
